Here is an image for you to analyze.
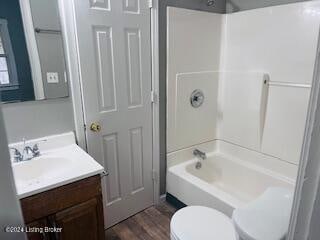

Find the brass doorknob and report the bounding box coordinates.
[90,122,101,132]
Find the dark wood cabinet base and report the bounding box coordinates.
[20,175,105,240]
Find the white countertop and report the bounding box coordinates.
[10,133,104,199]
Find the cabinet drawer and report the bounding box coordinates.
[21,175,101,223]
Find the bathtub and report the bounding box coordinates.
[166,140,296,217]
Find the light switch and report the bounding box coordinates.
[47,72,59,83]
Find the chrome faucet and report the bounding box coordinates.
[193,149,207,160]
[23,145,41,160]
[10,147,23,162]
[193,149,206,170]
[10,139,43,162]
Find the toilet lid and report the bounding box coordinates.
[171,206,238,240]
[232,187,293,240]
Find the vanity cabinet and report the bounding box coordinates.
[20,175,104,240]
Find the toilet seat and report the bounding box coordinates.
[170,206,238,240]
[232,187,293,240]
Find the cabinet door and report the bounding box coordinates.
[52,197,104,240]
[26,219,51,240]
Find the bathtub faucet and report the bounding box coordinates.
[193,149,207,160]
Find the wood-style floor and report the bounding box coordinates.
[105,201,177,240]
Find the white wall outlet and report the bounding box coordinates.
[47,72,59,83]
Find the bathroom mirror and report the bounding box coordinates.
[0,0,69,103]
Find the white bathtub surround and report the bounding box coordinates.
[172,72,219,151]
[166,7,223,153]
[167,2,320,169]
[261,85,311,164]
[9,132,104,198]
[219,72,269,151]
[217,140,297,178]
[166,3,320,239]
[167,140,219,168]
[223,3,319,85]
[223,3,319,165]
[167,140,297,178]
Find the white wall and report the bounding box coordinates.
[166,7,224,153]
[2,98,74,143]
[167,2,320,169]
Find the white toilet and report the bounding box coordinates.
[170,187,293,240]
[170,205,239,240]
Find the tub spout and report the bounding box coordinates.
[193,149,207,160]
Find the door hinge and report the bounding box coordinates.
[152,169,158,182]
[148,0,153,8]
[84,124,87,131]
[151,90,157,103]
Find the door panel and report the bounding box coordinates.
[53,198,104,240]
[103,133,121,205]
[73,0,153,227]
[93,26,117,113]
[125,28,143,108]
[90,0,110,9]
[129,127,144,192]
[123,0,139,13]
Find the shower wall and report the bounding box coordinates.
[159,0,226,194]
[221,2,320,165]
[167,2,320,170]
[166,7,223,153]
[226,0,310,13]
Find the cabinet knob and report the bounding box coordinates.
[90,122,101,132]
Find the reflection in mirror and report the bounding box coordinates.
[0,0,69,103]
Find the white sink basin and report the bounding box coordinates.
[13,156,69,183]
[10,133,104,199]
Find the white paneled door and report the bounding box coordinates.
[73,0,153,227]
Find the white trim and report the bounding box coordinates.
[287,29,320,240]
[19,0,45,100]
[151,0,161,204]
[58,0,86,150]
[148,0,153,8]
